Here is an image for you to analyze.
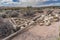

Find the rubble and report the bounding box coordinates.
[9,18,34,32]
[35,9,60,26]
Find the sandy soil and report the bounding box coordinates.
[12,22,59,40]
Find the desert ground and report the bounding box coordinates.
[0,6,60,40]
[11,21,59,40]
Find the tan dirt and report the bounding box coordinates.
[12,22,59,40]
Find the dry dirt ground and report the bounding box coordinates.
[12,21,59,40]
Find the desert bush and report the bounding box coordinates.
[5,11,19,17]
[1,14,7,18]
[23,10,35,18]
[0,18,13,37]
[10,12,19,17]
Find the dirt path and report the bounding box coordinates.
[12,22,59,40]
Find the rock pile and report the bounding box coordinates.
[9,18,34,32]
[36,10,60,26]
